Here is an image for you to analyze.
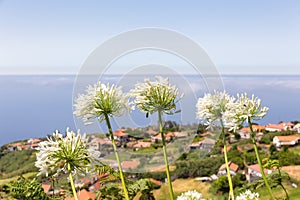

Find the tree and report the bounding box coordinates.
[7,177,49,200]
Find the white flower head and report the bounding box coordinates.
[234,93,269,124]
[236,190,260,200]
[74,82,132,124]
[196,90,238,130]
[35,128,101,178]
[130,76,184,116]
[177,190,202,200]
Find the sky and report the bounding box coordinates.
[0,0,300,75]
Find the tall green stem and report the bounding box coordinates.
[248,120,275,200]
[220,120,234,200]
[68,163,78,200]
[158,110,174,200]
[278,167,289,200]
[104,113,129,200]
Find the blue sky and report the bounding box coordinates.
[1,0,300,74]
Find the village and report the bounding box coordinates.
[2,121,300,199]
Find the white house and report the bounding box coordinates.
[273,135,300,148]
[217,161,239,176]
[247,164,272,182]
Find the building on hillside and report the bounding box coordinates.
[238,125,265,139]
[246,164,272,183]
[27,138,41,144]
[294,123,300,133]
[121,160,139,172]
[217,161,239,176]
[133,141,152,149]
[266,122,294,132]
[113,129,129,142]
[273,135,300,148]
[188,142,201,151]
[199,138,216,151]
[65,189,95,200]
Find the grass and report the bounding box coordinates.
[152,178,215,200]
[0,172,37,185]
[152,178,300,200]
[282,165,300,182]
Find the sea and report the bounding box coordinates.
[0,74,300,146]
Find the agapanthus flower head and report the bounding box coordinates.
[74,82,132,124]
[177,190,202,200]
[236,190,260,200]
[130,76,184,116]
[196,90,238,130]
[35,128,101,178]
[234,93,269,124]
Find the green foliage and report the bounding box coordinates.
[175,156,223,178]
[128,179,155,200]
[0,150,37,179]
[211,175,229,194]
[271,149,300,166]
[244,151,268,165]
[98,183,124,200]
[7,177,49,200]
[227,147,244,169]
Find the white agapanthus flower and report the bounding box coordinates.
[233,93,268,125]
[35,128,101,178]
[196,90,238,130]
[73,82,132,124]
[236,190,260,200]
[130,76,184,116]
[177,190,203,200]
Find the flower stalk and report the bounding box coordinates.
[158,110,174,200]
[104,113,129,200]
[196,91,236,200]
[130,77,183,200]
[68,163,78,200]
[221,120,234,200]
[248,120,275,200]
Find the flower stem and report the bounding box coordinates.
[104,113,129,200]
[68,163,78,200]
[158,110,174,200]
[220,120,235,200]
[248,120,275,200]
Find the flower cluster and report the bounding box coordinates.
[177,190,203,200]
[234,93,269,124]
[196,90,237,129]
[35,128,101,178]
[236,190,260,200]
[196,91,268,131]
[130,76,184,116]
[73,82,132,124]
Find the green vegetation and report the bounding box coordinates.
[0,150,38,179]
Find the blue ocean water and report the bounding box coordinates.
[0,74,299,146]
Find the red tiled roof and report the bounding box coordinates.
[200,131,214,137]
[248,164,269,174]
[275,135,299,142]
[133,141,152,148]
[121,160,139,170]
[113,129,128,137]
[65,189,95,200]
[240,125,265,133]
[146,129,158,135]
[221,146,232,153]
[266,123,284,130]
[150,178,162,186]
[219,161,239,172]
[9,142,23,147]
[42,184,51,193]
